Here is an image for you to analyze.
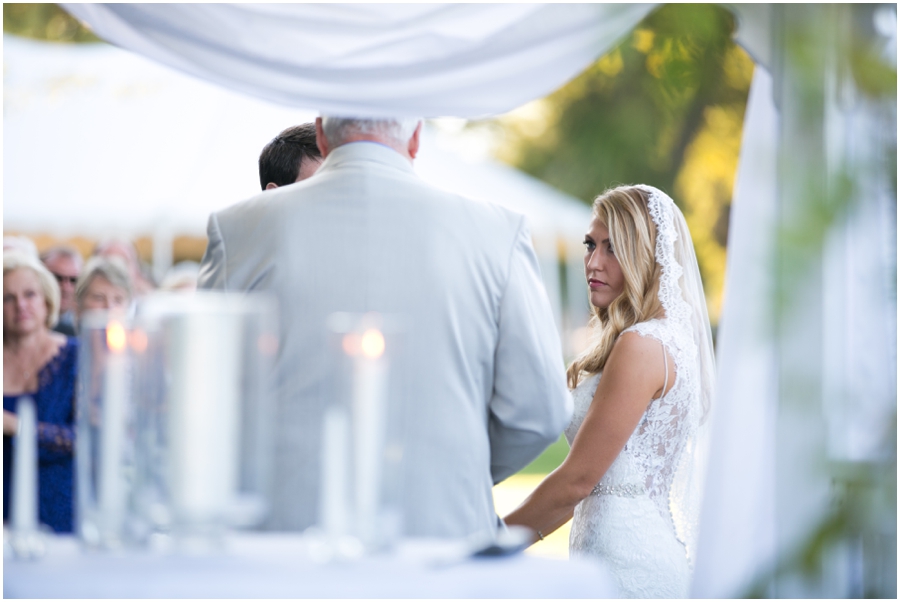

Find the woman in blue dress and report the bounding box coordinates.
[3,249,78,533]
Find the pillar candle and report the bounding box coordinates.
[168,312,240,523]
[352,329,388,547]
[320,406,350,537]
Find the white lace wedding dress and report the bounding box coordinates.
[553,184,713,598]
[565,317,702,598]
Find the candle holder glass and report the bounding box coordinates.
[128,292,277,552]
[75,310,136,550]
[317,312,406,557]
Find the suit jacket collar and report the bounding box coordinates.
[318,141,416,175]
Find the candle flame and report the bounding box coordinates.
[107,321,127,352]
[360,329,385,359]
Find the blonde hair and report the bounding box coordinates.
[567,185,663,388]
[3,249,61,328]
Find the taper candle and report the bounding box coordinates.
[11,395,38,532]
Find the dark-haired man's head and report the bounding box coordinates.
[258,123,323,190]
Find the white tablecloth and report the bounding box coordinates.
[4,532,618,598]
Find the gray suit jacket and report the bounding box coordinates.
[198,141,572,538]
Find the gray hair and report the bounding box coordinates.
[3,249,61,328]
[320,116,422,149]
[40,245,84,271]
[76,256,133,310]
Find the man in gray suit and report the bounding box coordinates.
[198,116,572,538]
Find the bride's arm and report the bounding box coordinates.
[504,331,665,539]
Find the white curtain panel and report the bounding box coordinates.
[690,66,779,598]
[62,3,655,118]
[694,6,897,595]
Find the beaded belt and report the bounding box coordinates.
[590,482,645,498]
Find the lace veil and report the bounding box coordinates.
[636,184,716,567]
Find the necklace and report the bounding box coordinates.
[7,354,38,388]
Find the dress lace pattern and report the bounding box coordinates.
[565,318,699,598]
[563,185,710,598]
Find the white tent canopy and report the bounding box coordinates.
[4,35,313,237]
[2,34,590,241]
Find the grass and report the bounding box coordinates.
[493,473,570,559]
[519,434,569,474]
[491,435,573,559]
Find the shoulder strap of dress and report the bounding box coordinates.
[661,343,669,398]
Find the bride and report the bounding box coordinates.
[504,184,715,598]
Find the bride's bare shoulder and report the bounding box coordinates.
[602,330,666,389]
[611,329,664,358]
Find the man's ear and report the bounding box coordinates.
[408,120,423,160]
[265,182,279,190]
[315,117,330,158]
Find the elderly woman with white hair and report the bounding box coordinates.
[3,249,78,533]
[75,255,134,319]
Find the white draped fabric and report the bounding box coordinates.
[690,66,780,597]
[62,3,655,118]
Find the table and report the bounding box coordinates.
[4,532,618,598]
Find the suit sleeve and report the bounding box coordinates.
[488,218,574,484]
[197,212,227,291]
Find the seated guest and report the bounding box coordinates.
[3,250,78,533]
[40,246,84,336]
[76,256,134,319]
[91,237,153,298]
[258,123,323,190]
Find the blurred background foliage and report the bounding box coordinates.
[3,3,100,43]
[480,4,753,323]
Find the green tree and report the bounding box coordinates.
[3,3,100,43]
[489,4,754,319]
